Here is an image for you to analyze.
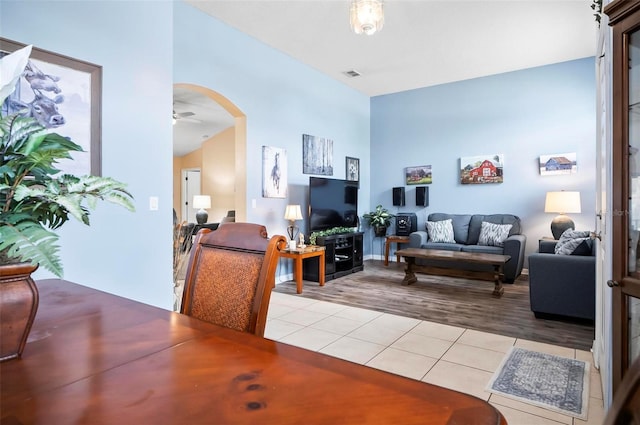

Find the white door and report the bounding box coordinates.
[181,169,201,224]
[594,20,612,405]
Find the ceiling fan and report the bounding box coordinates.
[172,110,200,124]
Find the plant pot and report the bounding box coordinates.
[374,225,388,237]
[0,263,39,362]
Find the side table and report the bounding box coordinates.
[384,235,410,266]
[279,245,326,294]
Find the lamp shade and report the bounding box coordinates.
[284,205,303,221]
[193,195,211,210]
[350,0,384,35]
[544,191,581,214]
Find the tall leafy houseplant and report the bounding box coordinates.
[363,205,394,237]
[0,45,135,361]
[0,45,135,277]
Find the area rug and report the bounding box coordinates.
[487,347,590,419]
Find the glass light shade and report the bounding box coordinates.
[284,204,303,221]
[544,191,581,214]
[192,195,211,210]
[350,0,384,35]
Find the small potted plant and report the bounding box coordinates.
[363,205,394,237]
[0,45,135,361]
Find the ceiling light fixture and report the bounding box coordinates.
[350,0,384,36]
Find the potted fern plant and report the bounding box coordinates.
[363,205,394,237]
[0,45,135,361]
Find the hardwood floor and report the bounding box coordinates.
[273,259,594,351]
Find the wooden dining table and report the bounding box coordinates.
[1,279,507,424]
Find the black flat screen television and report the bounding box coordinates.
[309,177,359,232]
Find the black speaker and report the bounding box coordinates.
[416,186,429,207]
[392,187,405,206]
[395,213,417,236]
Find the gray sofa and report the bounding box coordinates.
[528,239,595,321]
[408,213,526,283]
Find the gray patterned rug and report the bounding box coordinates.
[487,347,590,419]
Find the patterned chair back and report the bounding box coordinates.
[181,222,287,336]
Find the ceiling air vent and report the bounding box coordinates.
[343,69,361,78]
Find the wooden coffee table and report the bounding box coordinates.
[395,248,511,297]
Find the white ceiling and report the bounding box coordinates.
[174,0,598,156]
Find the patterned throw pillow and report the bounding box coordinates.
[478,222,513,247]
[555,230,593,255]
[426,219,455,243]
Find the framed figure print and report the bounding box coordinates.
[262,146,287,198]
[0,37,102,176]
[346,156,359,182]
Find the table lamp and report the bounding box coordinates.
[193,195,211,224]
[544,191,581,239]
[284,204,303,242]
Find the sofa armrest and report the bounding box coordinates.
[409,231,428,248]
[539,240,557,253]
[502,234,526,282]
[528,252,595,320]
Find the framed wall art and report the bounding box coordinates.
[302,133,333,175]
[0,37,102,176]
[405,165,432,185]
[460,154,504,184]
[539,152,577,176]
[346,156,359,182]
[262,146,287,198]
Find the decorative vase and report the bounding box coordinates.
[0,263,39,362]
[374,225,388,237]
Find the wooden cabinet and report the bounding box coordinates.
[605,0,640,391]
[303,232,363,282]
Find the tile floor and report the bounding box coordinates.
[266,291,605,425]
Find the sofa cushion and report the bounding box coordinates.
[421,242,463,251]
[468,214,521,245]
[426,219,455,243]
[460,245,503,255]
[427,213,472,244]
[478,222,513,247]
[555,230,592,256]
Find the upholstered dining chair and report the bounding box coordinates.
[180,222,287,337]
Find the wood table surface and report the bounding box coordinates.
[1,279,507,425]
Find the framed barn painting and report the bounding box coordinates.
[262,146,287,198]
[0,37,102,176]
[302,134,333,175]
[460,154,504,184]
[405,165,432,185]
[539,152,577,176]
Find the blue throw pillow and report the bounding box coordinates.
[555,230,593,256]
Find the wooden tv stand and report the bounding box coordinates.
[303,232,363,282]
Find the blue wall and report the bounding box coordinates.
[1,0,371,306]
[2,0,175,308]
[174,1,371,243]
[370,58,596,263]
[1,0,595,306]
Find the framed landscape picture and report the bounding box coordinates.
[405,165,432,185]
[460,154,504,184]
[302,134,333,175]
[539,152,577,176]
[0,37,102,176]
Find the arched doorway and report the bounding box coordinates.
[172,83,247,223]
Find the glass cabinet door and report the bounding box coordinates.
[607,0,640,390]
